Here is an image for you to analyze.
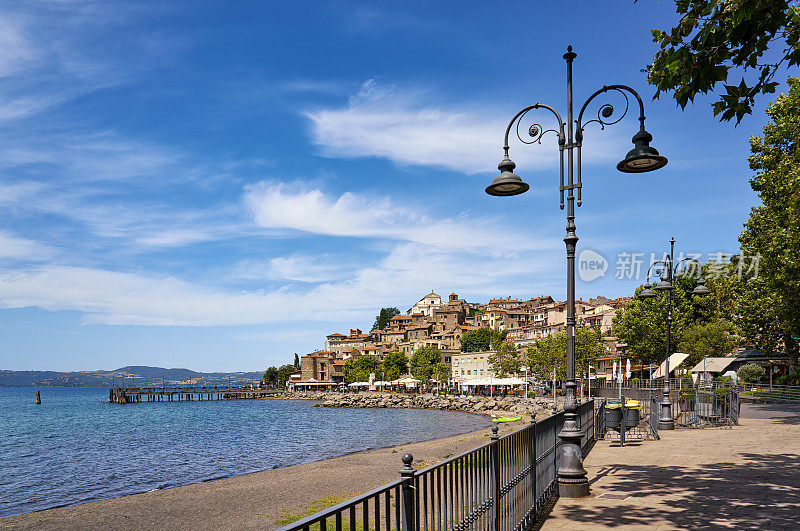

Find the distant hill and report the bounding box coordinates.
[0,366,263,388]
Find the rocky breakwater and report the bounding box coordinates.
[306,392,563,420]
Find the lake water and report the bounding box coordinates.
[0,387,489,518]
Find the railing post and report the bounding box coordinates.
[490,425,500,531]
[400,453,416,531]
[529,417,537,515]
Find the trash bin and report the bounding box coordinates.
[623,400,641,430]
[604,401,622,432]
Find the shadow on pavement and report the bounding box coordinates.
[556,452,800,529]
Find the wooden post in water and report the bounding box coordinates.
[36,390,41,404]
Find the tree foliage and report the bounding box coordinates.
[613,276,699,365]
[432,363,451,384]
[646,0,800,123]
[382,351,409,380]
[344,355,381,383]
[460,328,508,352]
[525,327,603,382]
[410,345,442,381]
[373,307,400,331]
[262,366,278,386]
[294,353,300,368]
[738,77,800,370]
[487,340,521,377]
[277,364,297,387]
[678,319,741,368]
[737,363,766,383]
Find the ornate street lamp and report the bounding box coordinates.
[487,46,668,498]
[638,237,709,429]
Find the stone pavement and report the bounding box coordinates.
[542,403,800,529]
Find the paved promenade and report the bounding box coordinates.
[543,403,800,529]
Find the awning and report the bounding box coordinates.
[462,377,526,386]
[652,353,689,378]
[690,357,736,373]
[348,381,371,387]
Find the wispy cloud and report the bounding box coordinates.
[0,231,53,260]
[0,241,562,327]
[304,80,623,175]
[244,180,553,251]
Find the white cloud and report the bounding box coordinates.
[304,81,622,175]
[233,255,359,284]
[0,239,562,327]
[0,231,53,260]
[244,180,552,252]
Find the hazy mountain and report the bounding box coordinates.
[0,366,263,388]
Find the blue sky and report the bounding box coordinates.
[0,1,780,371]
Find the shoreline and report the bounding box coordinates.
[1,402,518,529]
[1,416,523,530]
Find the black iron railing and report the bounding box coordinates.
[277,400,597,531]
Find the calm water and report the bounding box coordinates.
[0,387,489,518]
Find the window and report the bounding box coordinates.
[467,370,472,375]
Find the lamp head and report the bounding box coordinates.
[691,279,711,296]
[639,283,657,299]
[653,279,673,291]
[617,129,668,173]
[486,156,530,197]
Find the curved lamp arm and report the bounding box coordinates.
[503,103,566,207]
[644,259,668,282]
[673,257,704,279]
[645,256,705,284]
[576,84,646,135]
[570,85,646,206]
[503,103,566,153]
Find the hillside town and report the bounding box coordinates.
[291,290,631,389]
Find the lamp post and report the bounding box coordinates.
[486,46,668,498]
[638,237,709,429]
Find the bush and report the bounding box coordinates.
[776,369,800,387]
[679,388,696,398]
[737,363,766,383]
[711,387,730,405]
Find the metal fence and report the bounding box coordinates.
[596,378,800,402]
[277,400,597,531]
[594,385,739,430]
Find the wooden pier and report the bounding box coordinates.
[108,386,279,404]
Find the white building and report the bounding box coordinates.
[451,350,495,386]
[409,291,444,317]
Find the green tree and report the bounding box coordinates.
[344,355,381,383]
[646,0,800,123]
[294,353,300,369]
[373,307,400,331]
[678,319,741,368]
[525,327,604,394]
[737,363,766,383]
[460,328,508,352]
[574,326,605,378]
[738,78,800,371]
[526,334,565,398]
[277,364,297,387]
[487,340,521,377]
[432,363,451,385]
[262,366,278,386]
[613,278,696,365]
[382,351,409,380]
[410,345,442,381]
